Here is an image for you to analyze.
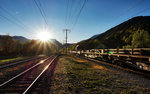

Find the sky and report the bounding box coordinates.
[0,0,150,43]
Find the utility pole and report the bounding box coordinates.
[63,29,70,54]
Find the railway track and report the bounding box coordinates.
[78,55,150,79]
[0,55,44,69]
[0,55,48,85]
[0,55,57,94]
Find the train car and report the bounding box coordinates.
[70,48,150,71]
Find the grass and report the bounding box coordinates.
[0,57,41,84]
[50,55,150,94]
[0,57,25,64]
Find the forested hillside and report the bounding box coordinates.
[75,16,150,50]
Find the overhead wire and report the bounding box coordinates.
[120,0,145,18]
[70,0,82,22]
[110,0,146,24]
[0,5,33,32]
[0,1,50,36]
[36,0,48,23]
[71,0,88,30]
[0,14,30,32]
[36,0,49,30]
[67,0,75,27]
[33,0,48,27]
[103,0,146,30]
[65,0,69,27]
[64,0,88,30]
[131,7,150,17]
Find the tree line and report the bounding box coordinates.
[0,35,58,56]
[123,29,150,48]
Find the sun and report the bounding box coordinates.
[37,31,51,42]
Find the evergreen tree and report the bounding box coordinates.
[132,29,150,48]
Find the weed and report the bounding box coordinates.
[50,56,150,94]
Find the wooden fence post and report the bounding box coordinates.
[131,48,133,55]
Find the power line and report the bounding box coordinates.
[65,0,69,26]
[70,0,82,23]
[0,5,33,32]
[131,7,150,17]
[33,0,48,26]
[36,0,48,23]
[110,0,146,24]
[64,0,87,30]
[67,0,75,27]
[0,14,30,32]
[71,0,88,29]
[63,0,88,50]
[124,0,145,15]
[63,0,88,46]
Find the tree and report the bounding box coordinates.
[13,40,23,55]
[0,35,15,55]
[132,29,150,48]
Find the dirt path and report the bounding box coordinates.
[49,55,150,94]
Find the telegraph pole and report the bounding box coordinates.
[63,29,70,54]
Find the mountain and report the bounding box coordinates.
[49,39,62,47]
[76,16,150,50]
[0,35,28,43]
[0,35,62,47]
[13,36,28,43]
[90,34,100,39]
[62,43,74,48]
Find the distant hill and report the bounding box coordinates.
[76,16,150,50]
[13,36,29,43]
[0,35,62,47]
[0,35,62,55]
[61,43,74,49]
[0,35,28,43]
[90,34,100,39]
[49,39,62,47]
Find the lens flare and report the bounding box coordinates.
[37,31,51,42]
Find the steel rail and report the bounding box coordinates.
[0,56,43,69]
[0,57,49,87]
[23,56,57,94]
